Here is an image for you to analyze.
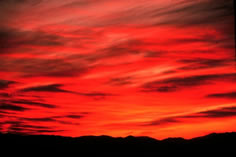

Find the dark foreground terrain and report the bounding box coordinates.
[1,132,236,155]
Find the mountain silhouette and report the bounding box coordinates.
[1,132,236,155]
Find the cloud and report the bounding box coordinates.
[0,112,84,133]
[0,0,234,29]
[11,99,56,108]
[65,115,84,119]
[146,106,236,126]
[22,117,56,122]
[0,27,66,54]
[0,115,81,132]
[0,102,28,112]
[0,0,42,5]
[207,91,236,99]
[0,93,11,97]
[77,92,112,98]
[170,35,222,44]
[89,0,234,29]
[142,73,236,93]
[20,115,82,125]
[147,117,180,126]
[62,0,106,8]
[167,33,235,51]
[152,0,234,26]
[0,80,16,89]
[0,32,145,78]
[21,84,72,93]
[154,86,177,93]
[195,106,236,118]
[0,57,89,77]
[1,120,63,134]
[20,83,112,99]
[108,76,133,86]
[0,0,42,23]
[22,114,85,122]
[178,58,233,70]
[73,39,145,63]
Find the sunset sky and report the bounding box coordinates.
[0,0,235,139]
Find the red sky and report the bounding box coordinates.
[0,0,235,139]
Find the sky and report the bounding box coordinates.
[0,0,235,139]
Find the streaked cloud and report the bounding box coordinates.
[142,73,236,93]
[207,91,236,99]
[0,102,28,112]
[0,80,16,89]
[146,106,236,126]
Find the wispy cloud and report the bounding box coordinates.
[21,84,73,93]
[0,57,89,77]
[146,106,236,126]
[0,102,28,112]
[108,76,133,86]
[207,91,236,99]
[142,73,236,93]
[151,0,234,26]
[195,106,236,118]
[64,114,85,119]
[0,28,66,54]
[0,93,11,98]
[0,80,16,89]
[0,120,63,134]
[11,99,57,108]
[178,58,234,70]
[20,83,113,99]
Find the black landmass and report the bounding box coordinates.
[0,132,236,155]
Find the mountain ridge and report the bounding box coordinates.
[1,132,236,154]
[1,131,236,140]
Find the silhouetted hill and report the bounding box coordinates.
[1,132,236,155]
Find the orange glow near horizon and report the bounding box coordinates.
[0,0,235,140]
